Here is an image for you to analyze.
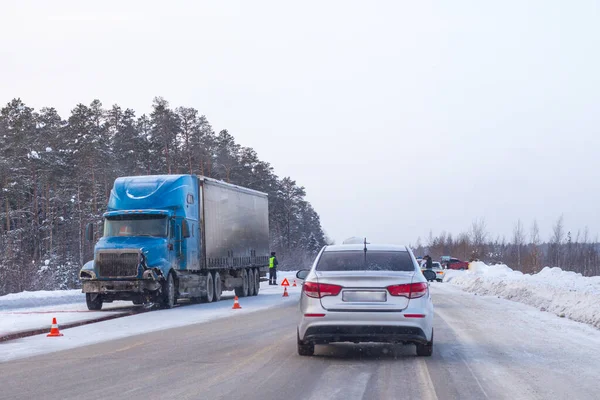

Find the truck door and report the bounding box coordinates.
[170,217,187,270]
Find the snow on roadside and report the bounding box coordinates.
[446,262,600,329]
[0,289,84,311]
[0,301,135,337]
[0,271,300,362]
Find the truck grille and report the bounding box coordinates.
[96,252,140,277]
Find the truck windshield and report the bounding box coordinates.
[104,215,168,238]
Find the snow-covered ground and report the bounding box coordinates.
[445,262,600,329]
[0,302,132,337]
[0,288,141,337]
[0,271,300,362]
[0,289,84,311]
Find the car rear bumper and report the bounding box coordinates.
[298,307,433,344]
[302,325,428,345]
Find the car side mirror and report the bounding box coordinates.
[85,223,95,242]
[296,270,310,280]
[182,220,190,238]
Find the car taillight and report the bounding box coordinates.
[303,282,342,298]
[387,282,428,299]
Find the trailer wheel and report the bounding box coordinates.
[213,271,222,302]
[202,272,215,303]
[162,272,176,309]
[247,269,255,296]
[253,268,260,296]
[86,293,103,311]
[235,268,249,297]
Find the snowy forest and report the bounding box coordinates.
[413,217,600,276]
[0,98,328,295]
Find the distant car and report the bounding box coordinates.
[443,257,469,270]
[421,261,445,282]
[296,244,434,357]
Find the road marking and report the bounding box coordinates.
[104,340,148,356]
[306,366,371,400]
[433,292,491,399]
[460,355,489,399]
[201,332,295,389]
[417,358,439,400]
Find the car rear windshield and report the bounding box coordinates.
[316,251,415,272]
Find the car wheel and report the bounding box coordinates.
[297,331,314,356]
[86,293,103,311]
[416,329,433,357]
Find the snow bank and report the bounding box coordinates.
[0,289,84,311]
[448,262,600,329]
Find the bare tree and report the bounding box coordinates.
[512,219,525,269]
[528,219,542,273]
[469,218,488,259]
[549,215,565,268]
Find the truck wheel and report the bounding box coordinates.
[202,272,215,303]
[247,269,255,296]
[253,268,260,296]
[86,293,103,311]
[235,269,249,297]
[213,271,222,302]
[162,272,177,309]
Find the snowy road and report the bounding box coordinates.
[1,283,599,400]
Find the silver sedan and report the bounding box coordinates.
[296,243,434,357]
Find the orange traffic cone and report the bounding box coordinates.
[293,280,297,287]
[47,317,63,337]
[232,296,242,309]
[283,287,289,297]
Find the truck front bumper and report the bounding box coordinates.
[82,279,161,294]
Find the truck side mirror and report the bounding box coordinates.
[182,220,190,238]
[85,223,95,242]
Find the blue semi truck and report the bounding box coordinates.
[79,174,270,310]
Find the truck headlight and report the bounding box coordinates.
[142,269,156,280]
[80,270,96,280]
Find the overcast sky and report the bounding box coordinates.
[2,0,599,245]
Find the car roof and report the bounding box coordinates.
[323,244,409,252]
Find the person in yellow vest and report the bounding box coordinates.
[269,252,279,285]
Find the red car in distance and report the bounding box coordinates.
[442,257,469,270]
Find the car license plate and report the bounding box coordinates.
[342,290,387,302]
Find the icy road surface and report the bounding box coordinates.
[1,282,600,399]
